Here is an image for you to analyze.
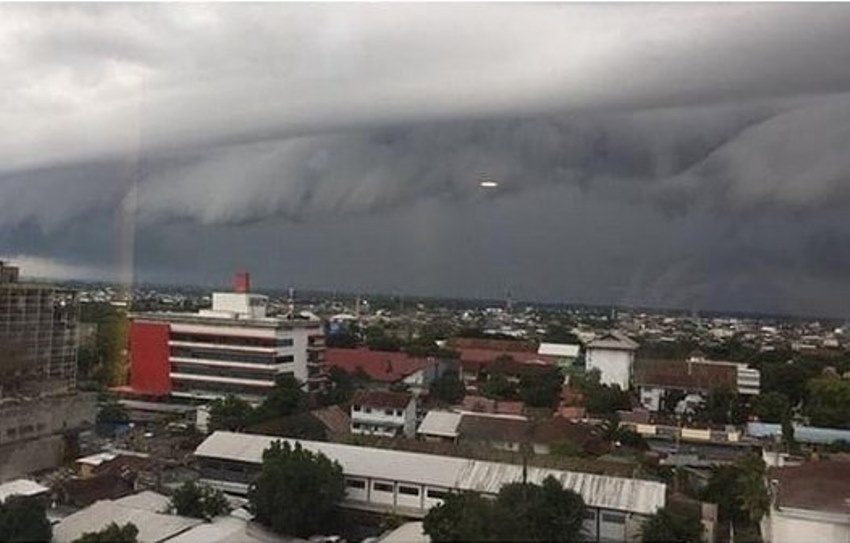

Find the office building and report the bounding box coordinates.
[127,273,326,402]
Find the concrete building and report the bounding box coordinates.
[195,431,667,542]
[0,261,79,394]
[537,342,581,368]
[634,354,760,412]
[584,332,639,390]
[350,390,417,438]
[762,461,850,543]
[127,273,326,402]
[416,411,462,443]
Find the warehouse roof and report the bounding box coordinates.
[195,432,666,515]
[417,411,463,438]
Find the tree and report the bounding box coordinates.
[253,375,308,422]
[73,522,138,543]
[518,369,563,408]
[208,394,255,432]
[422,492,499,542]
[319,366,354,406]
[696,387,746,426]
[641,508,703,543]
[430,371,465,404]
[803,376,850,428]
[735,453,769,526]
[423,477,586,542]
[170,481,230,520]
[249,441,345,537]
[0,495,52,542]
[752,391,790,423]
[481,373,517,400]
[96,397,129,425]
[781,413,797,453]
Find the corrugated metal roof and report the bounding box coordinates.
[0,479,48,503]
[538,343,580,357]
[53,499,202,543]
[195,432,666,515]
[417,411,463,438]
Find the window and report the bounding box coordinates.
[426,489,449,500]
[396,409,403,416]
[364,407,372,414]
[345,478,366,489]
[398,485,420,496]
[352,405,361,412]
[601,512,626,525]
[385,408,394,416]
[373,482,394,493]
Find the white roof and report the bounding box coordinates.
[167,514,298,543]
[417,411,463,438]
[586,332,639,351]
[52,497,202,543]
[112,491,171,513]
[380,522,430,543]
[195,432,666,515]
[0,479,49,503]
[76,452,118,467]
[538,343,580,357]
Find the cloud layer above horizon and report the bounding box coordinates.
[2,3,850,317]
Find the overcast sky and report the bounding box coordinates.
[2,3,850,317]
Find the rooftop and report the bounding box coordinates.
[417,411,463,439]
[0,479,49,503]
[769,461,850,514]
[326,348,432,383]
[634,358,737,391]
[538,343,581,358]
[586,332,639,351]
[195,431,666,515]
[351,389,413,410]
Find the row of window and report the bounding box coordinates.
[352,406,404,417]
[351,423,400,435]
[171,363,276,382]
[171,347,293,365]
[172,378,286,396]
[171,333,294,348]
[345,479,449,500]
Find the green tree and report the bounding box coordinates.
[319,366,354,406]
[518,369,563,408]
[804,376,850,428]
[781,413,797,453]
[96,397,129,425]
[735,453,769,526]
[481,373,517,400]
[495,476,586,542]
[752,392,790,423]
[0,495,52,542]
[208,394,255,432]
[430,371,465,404]
[423,492,498,542]
[253,375,308,422]
[697,387,746,426]
[641,508,703,543]
[73,522,138,543]
[248,441,345,537]
[170,481,230,520]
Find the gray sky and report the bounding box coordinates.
[2,3,850,317]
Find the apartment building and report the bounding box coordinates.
[127,274,326,402]
[350,390,417,438]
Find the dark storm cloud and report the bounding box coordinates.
[2,3,850,316]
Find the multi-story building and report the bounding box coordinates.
[350,390,417,438]
[127,273,326,402]
[0,261,79,394]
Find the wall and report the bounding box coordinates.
[129,321,171,395]
[0,393,96,447]
[0,434,66,482]
[763,509,850,543]
[586,348,633,389]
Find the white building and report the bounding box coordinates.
[537,342,581,368]
[350,390,417,438]
[128,273,326,401]
[195,431,667,542]
[762,461,850,543]
[584,332,639,390]
[416,411,463,443]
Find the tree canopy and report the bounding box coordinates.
[423,476,586,542]
[73,522,138,543]
[248,440,345,537]
[429,371,465,404]
[751,391,790,423]
[0,495,52,543]
[804,375,850,428]
[641,508,703,543]
[170,481,230,520]
[208,394,255,432]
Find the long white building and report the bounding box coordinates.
[194,431,666,542]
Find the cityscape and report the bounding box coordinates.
[2,3,850,543]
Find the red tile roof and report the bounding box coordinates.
[634,359,737,391]
[769,461,850,513]
[352,389,414,409]
[461,395,526,416]
[448,338,539,353]
[457,348,554,365]
[325,348,432,383]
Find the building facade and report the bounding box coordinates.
[584,332,639,390]
[127,275,326,402]
[350,390,417,438]
[195,431,667,542]
[0,261,79,394]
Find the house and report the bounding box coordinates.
[762,461,850,543]
[325,348,451,392]
[457,414,529,452]
[585,332,639,390]
[247,405,351,442]
[417,411,463,443]
[538,342,581,368]
[350,390,417,438]
[460,395,525,417]
[634,355,760,412]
